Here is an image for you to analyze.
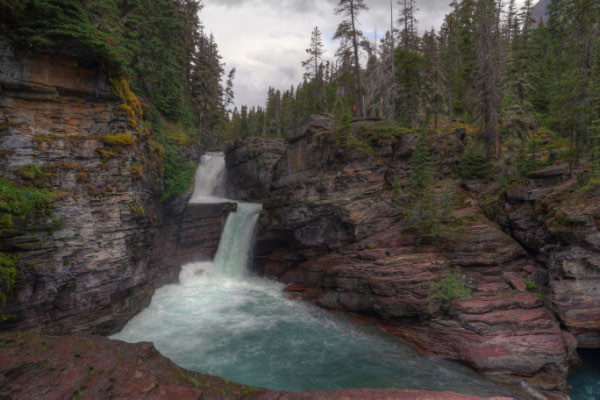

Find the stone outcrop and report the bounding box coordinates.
[225,137,286,200]
[0,331,514,400]
[490,163,600,348]
[225,116,580,399]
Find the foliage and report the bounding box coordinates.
[403,133,457,243]
[18,165,45,181]
[0,178,54,216]
[428,269,472,309]
[525,280,539,293]
[407,132,434,197]
[0,252,17,307]
[458,153,487,179]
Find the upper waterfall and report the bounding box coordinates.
[189,152,228,203]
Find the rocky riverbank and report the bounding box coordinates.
[0,331,513,400]
[224,114,596,399]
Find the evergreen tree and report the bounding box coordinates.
[474,0,501,160]
[334,0,369,118]
[302,27,325,80]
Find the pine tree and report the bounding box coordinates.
[474,0,501,160]
[397,0,418,51]
[334,0,369,118]
[302,27,325,81]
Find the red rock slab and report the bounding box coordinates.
[0,331,513,400]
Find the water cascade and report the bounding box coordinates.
[112,153,512,396]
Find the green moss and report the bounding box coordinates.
[0,252,18,307]
[103,133,135,146]
[0,178,54,216]
[366,243,377,250]
[428,269,472,309]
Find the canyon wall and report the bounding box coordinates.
[0,40,230,335]
[225,115,593,400]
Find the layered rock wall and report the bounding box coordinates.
[490,164,600,348]
[225,116,583,399]
[0,40,227,335]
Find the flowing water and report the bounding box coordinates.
[111,153,514,396]
[568,349,600,400]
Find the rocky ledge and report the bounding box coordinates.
[0,331,513,400]
[225,115,587,399]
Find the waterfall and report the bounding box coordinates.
[111,152,511,398]
[189,152,227,203]
[182,152,262,280]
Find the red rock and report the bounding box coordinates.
[0,332,512,400]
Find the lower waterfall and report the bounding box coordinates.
[111,153,511,396]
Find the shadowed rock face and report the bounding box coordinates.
[491,164,600,349]
[0,331,512,400]
[225,116,580,399]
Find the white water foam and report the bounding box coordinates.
[189,152,228,203]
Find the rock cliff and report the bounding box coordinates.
[0,39,230,335]
[488,164,600,348]
[225,115,585,399]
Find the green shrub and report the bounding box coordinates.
[525,280,539,293]
[428,269,472,309]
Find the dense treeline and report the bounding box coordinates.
[0,0,232,200]
[225,0,599,183]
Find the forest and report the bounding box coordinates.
[226,0,599,189]
[0,0,230,200]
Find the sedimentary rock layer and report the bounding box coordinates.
[225,115,580,399]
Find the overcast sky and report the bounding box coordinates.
[201,0,518,110]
